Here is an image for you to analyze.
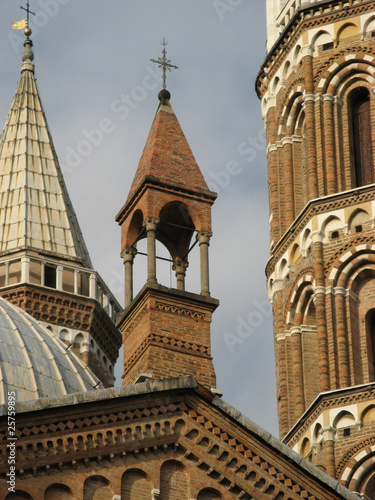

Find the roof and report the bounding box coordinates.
[124,92,214,208]
[0,37,92,267]
[0,296,101,404]
[7,376,359,500]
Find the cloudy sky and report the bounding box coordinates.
[0,1,278,436]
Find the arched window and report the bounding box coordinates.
[349,87,374,187]
[366,309,375,381]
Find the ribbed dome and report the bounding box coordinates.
[0,297,102,404]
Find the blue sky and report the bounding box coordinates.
[0,1,279,435]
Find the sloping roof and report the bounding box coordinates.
[125,92,213,206]
[0,38,92,267]
[6,376,359,499]
[0,296,101,404]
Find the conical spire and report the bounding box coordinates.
[125,90,214,208]
[0,36,92,267]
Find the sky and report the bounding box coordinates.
[0,1,279,436]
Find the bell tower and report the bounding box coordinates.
[116,88,218,390]
[257,0,375,495]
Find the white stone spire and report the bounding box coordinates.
[0,37,92,268]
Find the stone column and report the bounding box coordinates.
[323,94,337,195]
[302,45,319,200]
[122,247,137,308]
[89,272,97,299]
[291,325,305,416]
[74,269,79,294]
[21,256,30,284]
[56,265,63,291]
[40,262,45,288]
[143,217,159,284]
[197,231,212,297]
[321,427,336,478]
[272,279,289,437]
[312,231,330,392]
[335,287,350,387]
[173,259,188,291]
[281,136,294,228]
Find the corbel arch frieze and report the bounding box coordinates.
[181,410,319,499]
[0,399,332,500]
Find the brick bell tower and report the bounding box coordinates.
[257,0,375,495]
[116,88,218,391]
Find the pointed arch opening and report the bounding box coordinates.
[348,87,374,187]
[366,309,375,382]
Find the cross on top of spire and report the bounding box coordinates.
[20,0,35,23]
[150,38,178,90]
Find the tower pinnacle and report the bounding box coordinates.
[150,38,178,90]
[12,1,34,38]
[20,0,35,25]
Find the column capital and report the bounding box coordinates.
[301,44,313,57]
[152,489,161,499]
[172,259,189,273]
[121,246,137,262]
[290,326,301,336]
[196,230,213,245]
[314,285,326,296]
[311,230,323,243]
[272,278,284,294]
[321,426,336,442]
[143,217,160,232]
[323,93,335,103]
[304,93,316,103]
[281,136,293,145]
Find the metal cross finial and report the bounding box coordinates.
[20,0,35,23]
[150,38,178,90]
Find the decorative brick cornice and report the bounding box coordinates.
[266,186,375,278]
[0,284,122,363]
[155,301,206,320]
[0,383,354,499]
[123,332,211,375]
[256,0,375,98]
[284,384,375,447]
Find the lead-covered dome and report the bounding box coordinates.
[0,297,102,405]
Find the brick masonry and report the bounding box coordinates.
[0,378,358,499]
[256,0,375,495]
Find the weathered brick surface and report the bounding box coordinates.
[0,380,356,499]
[256,0,375,489]
[117,284,218,390]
